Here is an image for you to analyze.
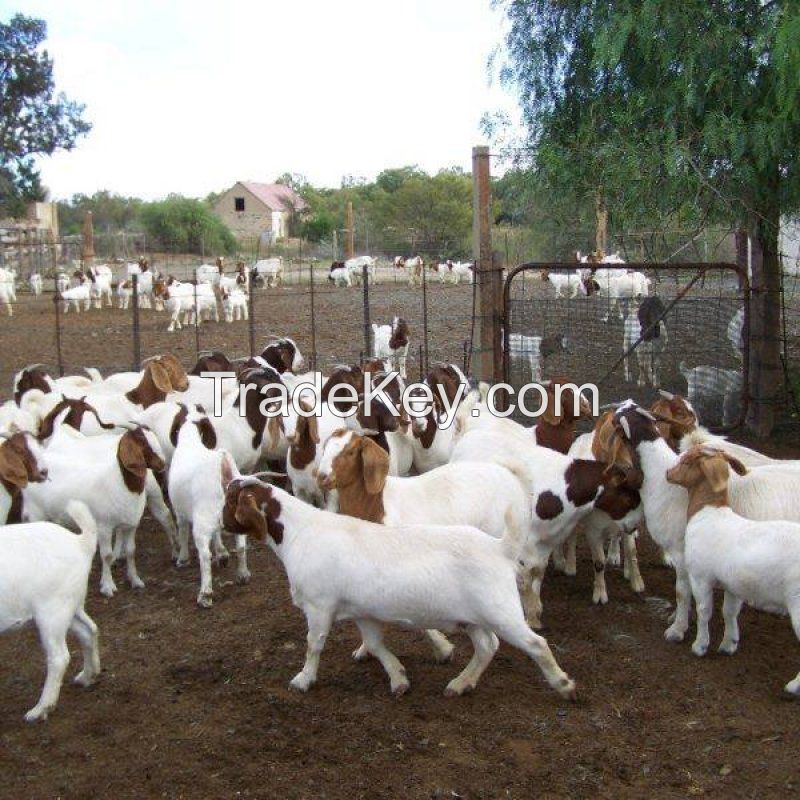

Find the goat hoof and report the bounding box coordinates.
[129,577,145,590]
[391,679,411,697]
[174,557,189,569]
[236,571,251,586]
[783,680,800,696]
[558,677,577,702]
[444,681,474,697]
[592,592,609,606]
[664,625,685,643]
[630,577,645,593]
[691,642,708,657]
[718,641,738,656]
[73,670,97,688]
[289,673,313,692]
[433,644,455,665]
[100,584,116,598]
[196,593,213,609]
[24,706,49,723]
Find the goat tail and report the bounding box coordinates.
[678,360,691,379]
[84,367,103,383]
[65,500,98,558]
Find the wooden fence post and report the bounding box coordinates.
[346,202,355,260]
[472,145,502,384]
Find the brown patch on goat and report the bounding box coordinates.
[117,429,165,494]
[535,491,564,520]
[231,483,284,544]
[190,351,234,376]
[289,405,319,470]
[650,395,697,451]
[329,435,389,524]
[260,340,296,374]
[564,460,606,507]
[37,396,114,440]
[14,367,51,406]
[194,417,218,449]
[389,318,410,350]
[126,356,187,408]
[535,378,590,455]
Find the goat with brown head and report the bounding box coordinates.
[535,378,591,455]
[117,427,166,494]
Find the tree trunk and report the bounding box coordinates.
[746,209,782,438]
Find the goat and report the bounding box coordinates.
[394,256,424,287]
[259,337,305,375]
[541,269,582,298]
[623,295,668,387]
[252,258,283,288]
[679,362,742,428]
[0,431,48,524]
[582,270,650,321]
[221,287,249,323]
[0,501,100,721]
[60,275,92,313]
[609,401,800,643]
[666,446,800,695]
[345,256,377,285]
[29,273,43,296]
[372,317,410,379]
[507,333,569,383]
[169,410,250,607]
[23,425,167,597]
[224,478,577,699]
[328,261,351,288]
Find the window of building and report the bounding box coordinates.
[234,197,245,212]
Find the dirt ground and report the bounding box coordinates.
[2,271,800,799]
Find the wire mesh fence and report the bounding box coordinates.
[0,254,476,393]
[503,263,747,429]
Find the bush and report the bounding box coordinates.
[140,195,237,255]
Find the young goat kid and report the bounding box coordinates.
[666,447,800,696]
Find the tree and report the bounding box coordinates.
[493,0,800,435]
[0,14,90,216]
[140,196,237,255]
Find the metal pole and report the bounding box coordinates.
[248,275,256,358]
[309,259,318,372]
[346,201,355,259]
[418,344,424,381]
[362,263,371,359]
[53,277,64,377]
[421,259,429,373]
[193,270,200,362]
[132,274,141,370]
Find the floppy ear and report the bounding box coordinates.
[700,456,729,494]
[235,492,268,542]
[722,452,748,476]
[361,437,389,495]
[267,416,283,451]
[149,361,173,394]
[117,433,147,482]
[541,387,562,426]
[0,446,28,490]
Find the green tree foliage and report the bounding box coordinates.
[139,195,237,254]
[0,14,90,216]
[58,191,143,235]
[493,0,800,432]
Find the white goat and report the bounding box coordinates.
[666,446,800,695]
[60,275,92,313]
[221,287,249,322]
[372,317,410,379]
[225,478,577,700]
[252,258,283,288]
[29,273,43,296]
[168,411,250,607]
[0,501,100,721]
[541,269,581,298]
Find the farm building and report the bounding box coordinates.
[212,181,307,241]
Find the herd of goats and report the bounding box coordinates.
[0,253,475,333]
[0,280,795,724]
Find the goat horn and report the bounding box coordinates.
[658,389,675,400]
[250,470,288,480]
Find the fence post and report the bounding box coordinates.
[132,274,141,370]
[346,201,355,259]
[193,271,200,362]
[362,263,371,360]
[421,259,429,373]
[418,344,424,381]
[248,274,256,358]
[309,259,318,372]
[472,145,502,385]
[53,276,64,377]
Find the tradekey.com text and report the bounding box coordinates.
[201,371,600,427]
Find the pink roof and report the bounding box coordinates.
[240,182,307,212]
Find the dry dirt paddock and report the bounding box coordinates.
[1,272,799,798]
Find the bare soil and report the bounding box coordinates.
[1,272,799,799]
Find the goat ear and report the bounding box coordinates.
[0,447,28,489]
[267,416,282,451]
[117,433,147,480]
[361,438,389,495]
[149,361,173,394]
[307,414,320,445]
[700,456,729,494]
[722,452,748,476]
[235,492,268,542]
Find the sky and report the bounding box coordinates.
[6,0,521,201]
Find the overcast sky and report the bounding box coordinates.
[7,0,520,201]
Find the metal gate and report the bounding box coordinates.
[502,262,749,430]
